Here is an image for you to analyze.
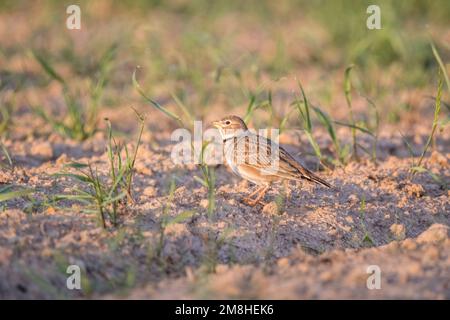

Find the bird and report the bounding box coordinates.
[212,115,331,206]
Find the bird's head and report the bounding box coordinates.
[211,115,248,140]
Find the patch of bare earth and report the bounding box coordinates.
[1,112,448,298]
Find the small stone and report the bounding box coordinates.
[55,153,68,165]
[345,216,354,224]
[348,194,359,203]
[430,151,448,168]
[45,207,56,215]
[277,258,290,268]
[200,199,209,208]
[328,229,338,236]
[30,141,53,159]
[401,238,417,250]
[142,186,157,197]
[417,224,449,244]
[262,201,279,215]
[136,162,153,175]
[404,183,425,198]
[390,223,406,240]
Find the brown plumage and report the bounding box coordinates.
[212,115,331,206]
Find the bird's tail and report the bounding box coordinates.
[301,168,332,188]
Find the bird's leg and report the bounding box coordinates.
[242,185,264,205]
[243,185,269,207]
[253,185,269,205]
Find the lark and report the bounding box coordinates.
[212,115,331,206]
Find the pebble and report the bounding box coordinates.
[277,258,290,268]
[345,216,354,224]
[30,141,53,159]
[404,183,425,198]
[417,224,449,244]
[348,194,359,204]
[200,199,209,208]
[401,238,417,250]
[142,186,157,197]
[390,223,406,240]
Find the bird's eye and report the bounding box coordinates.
[225,120,231,125]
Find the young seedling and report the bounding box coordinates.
[363,96,380,163]
[344,64,358,160]
[294,81,347,167]
[294,81,323,162]
[106,109,145,204]
[312,105,348,165]
[0,88,16,168]
[133,68,216,218]
[0,95,13,136]
[415,69,444,168]
[359,195,374,247]
[31,45,116,141]
[243,89,274,125]
[431,42,450,94]
[0,142,12,169]
[408,68,445,188]
[54,162,126,228]
[54,113,144,229]
[201,227,233,274]
[193,141,216,219]
[0,185,33,203]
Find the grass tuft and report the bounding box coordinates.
[53,111,145,229]
[133,68,216,218]
[31,45,116,141]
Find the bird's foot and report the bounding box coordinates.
[242,197,266,207]
[242,185,269,207]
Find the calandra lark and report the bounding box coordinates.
[212,115,331,206]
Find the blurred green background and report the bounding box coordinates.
[0,0,449,123]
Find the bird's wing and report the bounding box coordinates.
[232,133,332,188]
[279,147,332,188]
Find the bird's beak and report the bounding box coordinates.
[211,120,221,128]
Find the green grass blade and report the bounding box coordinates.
[431,42,450,93]
[304,131,322,158]
[0,142,12,167]
[132,68,184,126]
[165,210,195,227]
[103,192,127,206]
[416,69,443,169]
[171,93,194,124]
[53,173,93,183]
[32,51,65,85]
[64,162,89,169]
[312,107,338,141]
[297,80,312,131]
[0,188,33,202]
[334,121,374,137]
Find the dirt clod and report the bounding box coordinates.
[416,224,449,244]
